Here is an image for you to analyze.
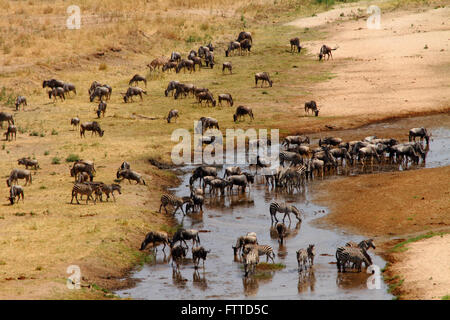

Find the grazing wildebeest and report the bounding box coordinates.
[80,121,104,138]
[276,222,287,245]
[48,87,65,101]
[0,112,14,128]
[227,173,254,194]
[409,127,430,145]
[222,62,233,74]
[290,37,301,53]
[140,231,170,253]
[198,46,210,58]
[218,93,233,107]
[63,82,77,96]
[319,45,338,61]
[255,72,273,87]
[9,185,24,205]
[162,61,178,72]
[358,145,381,166]
[198,117,219,133]
[129,74,147,87]
[4,124,16,141]
[176,59,195,73]
[42,79,65,89]
[71,117,80,130]
[122,87,147,103]
[167,109,179,123]
[240,39,252,55]
[15,96,27,111]
[319,137,342,147]
[233,106,254,122]
[237,31,252,43]
[116,169,146,185]
[304,101,319,116]
[7,168,32,187]
[170,228,201,249]
[225,41,241,57]
[223,166,242,178]
[89,86,110,102]
[197,91,216,107]
[164,81,180,97]
[18,157,39,170]
[96,101,107,118]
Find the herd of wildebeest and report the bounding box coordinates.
[1,30,433,283]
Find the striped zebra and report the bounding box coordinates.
[335,246,371,273]
[243,247,259,277]
[279,151,303,167]
[345,239,375,267]
[71,182,99,204]
[296,249,308,272]
[97,183,122,202]
[159,194,192,215]
[242,244,275,263]
[269,202,304,224]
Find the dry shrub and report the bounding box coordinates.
[99,63,107,70]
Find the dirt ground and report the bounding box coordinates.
[291,2,450,125]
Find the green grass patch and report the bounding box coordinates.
[442,295,450,300]
[255,262,286,271]
[51,157,61,165]
[391,232,447,253]
[65,154,80,162]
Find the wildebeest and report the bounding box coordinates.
[48,87,65,101]
[282,135,310,147]
[129,74,147,87]
[225,41,240,57]
[237,31,252,43]
[409,127,430,145]
[192,246,210,269]
[122,87,147,103]
[167,109,179,123]
[63,82,77,96]
[240,39,252,55]
[4,124,16,141]
[233,105,254,122]
[9,185,24,205]
[96,101,107,118]
[170,228,201,249]
[162,61,177,72]
[304,101,319,116]
[204,51,215,69]
[227,173,254,194]
[140,231,170,253]
[116,169,146,185]
[18,157,39,170]
[189,166,217,186]
[319,137,342,147]
[222,62,232,74]
[164,81,180,97]
[198,46,210,58]
[71,117,80,130]
[70,160,95,182]
[232,233,258,256]
[276,222,287,245]
[197,91,216,107]
[176,59,195,73]
[218,93,233,107]
[170,51,182,63]
[42,79,65,89]
[319,45,339,61]
[7,168,32,187]
[80,121,104,138]
[290,37,301,53]
[89,86,110,102]
[15,96,27,111]
[169,245,186,271]
[0,112,14,128]
[255,72,273,87]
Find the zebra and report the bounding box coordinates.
[269,202,304,224]
[345,239,375,267]
[296,249,308,272]
[71,183,99,205]
[279,151,303,167]
[159,194,192,215]
[243,247,259,277]
[242,244,275,263]
[335,246,371,272]
[232,234,258,256]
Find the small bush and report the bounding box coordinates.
[65,154,80,162]
[44,151,50,156]
[51,157,61,164]
[99,63,107,70]
[29,131,39,136]
[51,129,58,135]
[39,132,45,137]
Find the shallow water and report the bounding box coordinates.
[117,114,449,300]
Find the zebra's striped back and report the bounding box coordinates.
[270,202,287,215]
[161,194,183,207]
[243,247,259,277]
[71,182,98,204]
[336,246,370,272]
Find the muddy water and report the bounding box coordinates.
[117,114,449,300]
